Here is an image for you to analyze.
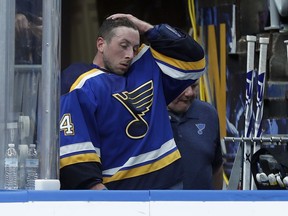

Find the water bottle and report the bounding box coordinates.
[25,144,39,190]
[18,144,28,189]
[4,143,19,190]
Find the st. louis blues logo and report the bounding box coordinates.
[195,123,205,135]
[113,81,153,139]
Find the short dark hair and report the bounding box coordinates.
[98,17,139,43]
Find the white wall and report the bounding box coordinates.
[0,190,287,216]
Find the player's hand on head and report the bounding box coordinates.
[106,13,153,34]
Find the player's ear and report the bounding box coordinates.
[97,37,105,53]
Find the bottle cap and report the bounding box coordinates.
[8,143,15,148]
[30,144,36,148]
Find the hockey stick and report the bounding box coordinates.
[254,37,269,139]
[252,37,269,190]
[242,35,256,190]
[244,35,257,138]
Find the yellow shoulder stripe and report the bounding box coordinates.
[69,68,101,92]
[150,48,205,71]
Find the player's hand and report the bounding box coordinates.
[90,183,108,190]
[106,13,153,34]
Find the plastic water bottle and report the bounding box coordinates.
[25,144,39,190]
[18,144,28,189]
[4,143,19,190]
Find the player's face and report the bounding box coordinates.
[168,84,198,113]
[102,27,140,75]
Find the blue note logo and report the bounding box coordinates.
[195,123,205,135]
[113,80,153,139]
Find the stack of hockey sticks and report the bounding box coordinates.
[242,35,270,190]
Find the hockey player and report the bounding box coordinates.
[60,14,206,190]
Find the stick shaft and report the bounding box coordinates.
[244,35,257,138]
[254,37,269,138]
[242,35,256,190]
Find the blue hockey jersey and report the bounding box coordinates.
[60,24,206,189]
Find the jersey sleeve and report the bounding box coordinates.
[145,24,206,104]
[60,162,103,189]
[59,85,103,189]
[145,24,205,62]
